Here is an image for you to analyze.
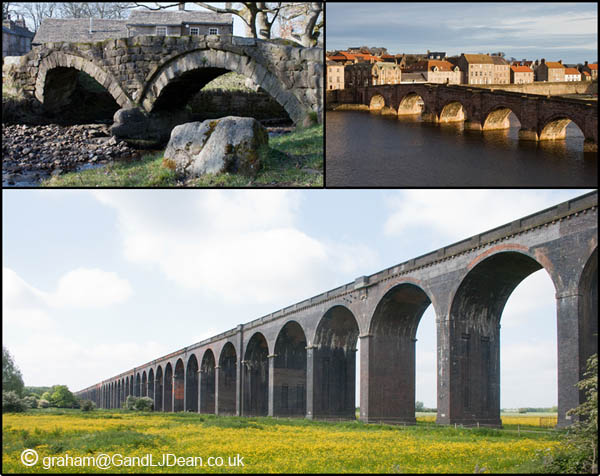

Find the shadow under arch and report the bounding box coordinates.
[155,366,163,412]
[186,354,199,412]
[313,305,359,419]
[200,349,216,414]
[447,250,556,426]
[273,320,307,416]
[218,342,237,415]
[243,332,269,416]
[365,282,433,423]
[578,247,598,385]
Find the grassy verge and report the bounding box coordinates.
[42,125,323,187]
[3,409,563,473]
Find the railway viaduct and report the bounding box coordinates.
[76,192,597,428]
[328,83,598,152]
[5,34,323,129]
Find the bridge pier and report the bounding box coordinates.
[463,120,483,132]
[518,128,539,141]
[583,138,597,153]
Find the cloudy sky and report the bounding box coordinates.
[3,189,592,408]
[326,2,598,64]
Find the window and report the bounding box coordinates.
[209,27,219,35]
[156,26,167,36]
[190,27,199,36]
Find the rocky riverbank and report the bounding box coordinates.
[2,123,139,186]
[2,122,294,186]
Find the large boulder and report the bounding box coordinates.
[163,116,268,177]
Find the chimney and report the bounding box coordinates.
[178,2,185,10]
[558,59,562,64]
[584,60,588,66]
[89,17,92,34]
[541,58,545,64]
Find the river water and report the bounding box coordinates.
[326,111,597,187]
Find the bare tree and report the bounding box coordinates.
[278,2,322,47]
[17,2,59,30]
[58,2,132,19]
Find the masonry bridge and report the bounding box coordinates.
[7,34,323,137]
[76,192,597,428]
[329,84,598,152]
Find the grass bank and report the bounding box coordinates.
[3,409,562,473]
[42,125,323,187]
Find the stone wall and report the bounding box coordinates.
[189,90,290,122]
[5,34,323,125]
[465,81,597,95]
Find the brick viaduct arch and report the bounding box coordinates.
[354,84,597,151]
[8,35,323,127]
[78,192,598,428]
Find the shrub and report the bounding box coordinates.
[38,399,50,409]
[125,395,137,410]
[134,397,153,412]
[22,395,39,409]
[3,391,26,413]
[80,399,96,412]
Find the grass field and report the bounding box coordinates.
[2,409,563,473]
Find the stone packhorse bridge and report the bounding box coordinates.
[77,192,597,428]
[7,34,323,137]
[328,84,598,151]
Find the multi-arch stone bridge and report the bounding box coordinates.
[6,34,323,133]
[328,84,598,151]
[76,192,597,428]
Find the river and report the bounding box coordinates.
[326,111,597,187]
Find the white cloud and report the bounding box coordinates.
[50,268,133,309]
[90,190,377,305]
[383,190,572,242]
[3,267,49,310]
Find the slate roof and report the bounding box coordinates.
[33,18,128,44]
[127,10,233,26]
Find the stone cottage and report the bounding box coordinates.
[2,15,35,58]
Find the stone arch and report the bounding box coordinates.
[155,365,164,412]
[366,282,433,423]
[539,114,586,141]
[200,349,216,414]
[125,376,129,399]
[482,105,522,131]
[35,52,130,109]
[448,250,556,425]
[218,342,237,415]
[140,49,304,124]
[147,368,155,403]
[164,363,173,412]
[141,371,147,397]
[174,358,185,412]
[313,305,360,419]
[397,92,426,115]
[243,332,269,416]
[369,93,386,112]
[273,320,307,416]
[185,354,199,412]
[438,100,466,123]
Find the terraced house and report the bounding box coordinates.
[536,59,565,82]
[456,54,494,85]
[406,59,461,84]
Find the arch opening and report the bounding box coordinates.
[579,248,598,389]
[142,371,147,397]
[449,251,550,426]
[218,343,237,415]
[200,350,216,414]
[483,107,520,131]
[314,306,359,419]
[274,321,307,417]
[367,283,432,423]
[125,376,129,400]
[135,373,141,397]
[174,359,185,412]
[148,368,155,404]
[164,363,173,412]
[540,117,585,142]
[398,93,425,116]
[243,333,269,416]
[439,101,465,123]
[42,67,120,123]
[369,94,386,112]
[155,366,164,412]
[186,355,199,412]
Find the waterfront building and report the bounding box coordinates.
[326,61,345,90]
[406,59,460,84]
[581,61,598,80]
[510,65,534,84]
[371,61,401,85]
[490,55,510,84]
[2,15,34,57]
[564,67,582,82]
[456,54,494,84]
[536,59,565,82]
[344,62,372,87]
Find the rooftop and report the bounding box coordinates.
[33,18,128,44]
[126,9,232,26]
[510,65,533,73]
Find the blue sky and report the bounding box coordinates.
[326,2,598,64]
[2,189,592,408]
